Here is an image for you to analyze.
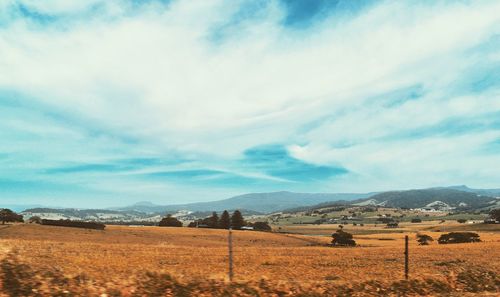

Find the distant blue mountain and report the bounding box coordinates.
[5,185,499,215]
[0,204,44,212]
[115,191,375,214]
[443,185,500,197]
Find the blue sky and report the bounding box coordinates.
[1,0,499,207]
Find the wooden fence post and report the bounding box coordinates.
[404,235,409,280]
[228,227,234,281]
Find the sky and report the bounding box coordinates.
[0,0,499,208]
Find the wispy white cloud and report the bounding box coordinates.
[0,0,499,206]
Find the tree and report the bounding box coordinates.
[411,218,422,223]
[28,216,42,224]
[158,214,183,227]
[252,221,272,231]
[331,229,356,246]
[489,209,500,222]
[457,219,467,224]
[0,209,23,224]
[416,234,433,245]
[219,210,230,229]
[207,212,219,228]
[230,210,245,230]
[438,232,481,244]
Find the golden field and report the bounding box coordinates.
[0,223,499,296]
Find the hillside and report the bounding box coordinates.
[21,208,162,223]
[11,187,500,222]
[445,185,500,197]
[115,191,374,214]
[361,188,497,210]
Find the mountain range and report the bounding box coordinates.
[114,191,374,214]
[353,188,499,210]
[6,185,500,222]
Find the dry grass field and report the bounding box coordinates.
[0,223,499,296]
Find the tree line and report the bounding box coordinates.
[158,210,241,229]
[40,219,106,230]
[187,210,245,229]
[159,210,271,231]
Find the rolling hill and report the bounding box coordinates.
[115,191,374,214]
[354,188,498,210]
[21,208,161,222]
[444,185,500,198]
[9,186,499,222]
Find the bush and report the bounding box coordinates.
[41,219,105,230]
[411,218,422,223]
[251,221,272,231]
[331,229,356,246]
[416,234,433,245]
[0,209,24,224]
[457,219,467,224]
[438,232,481,244]
[159,215,182,227]
[386,222,399,228]
[28,216,42,224]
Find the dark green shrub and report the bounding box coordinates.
[438,232,480,244]
[386,222,399,228]
[416,234,433,245]
[158,215,183,227]
[0,209,24,224]
[251,221,272,231]
[28,216,42,224]
[331,229,356,246]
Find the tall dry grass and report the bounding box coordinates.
[0,224,498,296]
